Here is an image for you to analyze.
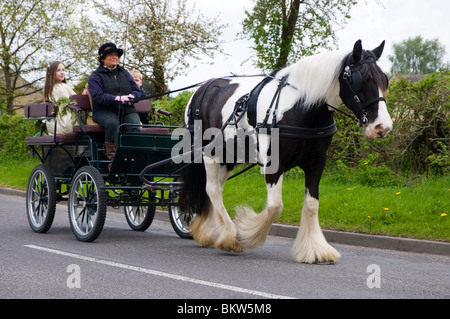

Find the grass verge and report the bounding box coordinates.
[222,166,449,242]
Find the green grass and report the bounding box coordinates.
[0,157,40,189]
[1,157,449,241]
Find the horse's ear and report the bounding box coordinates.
[372,40,385,60]
[352,40,362,64]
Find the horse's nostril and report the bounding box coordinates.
[374,124,385,138]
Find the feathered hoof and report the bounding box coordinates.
[235,206,272,249]
[292,241,341,264]
[214,235,244,253]
[190,217,214,248]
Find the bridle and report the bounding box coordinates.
[328,52,386,126]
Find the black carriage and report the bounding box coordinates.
[24,94,193,242]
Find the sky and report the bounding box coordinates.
[169,0,450,89]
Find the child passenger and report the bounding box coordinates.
[130,69,149,124]
[44,61,77,135]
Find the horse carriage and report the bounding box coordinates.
[24,94,193,242]
[24,40,393,263]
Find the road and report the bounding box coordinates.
[1,193,449,301]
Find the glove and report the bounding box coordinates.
[115,94,135,103]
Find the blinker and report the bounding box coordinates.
[343,64,362,92]
[351,70,363,92]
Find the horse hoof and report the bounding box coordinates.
[193,235,214,248]
[214,237,244,253]
[292,246,341,264]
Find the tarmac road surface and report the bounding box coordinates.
[1,193,449,301]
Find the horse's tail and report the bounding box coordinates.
[178,78,219,217]
[179,160,208,217]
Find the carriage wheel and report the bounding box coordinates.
[26,164,57,233]
[168,182,194,239]
[169,204,193,239]
[124,190,156,231]
[68,166,106,242]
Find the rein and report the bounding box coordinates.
[130,80,209,103]
[130,73,266,103]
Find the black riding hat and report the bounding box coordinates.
[97,42,123,64]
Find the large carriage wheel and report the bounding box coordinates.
[168,181,194,239]
[124,189,156,231]
[68,166,106,242]
[26,164,57,233]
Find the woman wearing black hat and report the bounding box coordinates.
[88,42,142,169]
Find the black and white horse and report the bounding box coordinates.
[179,40,392,263]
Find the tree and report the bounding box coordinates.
[240,0,357,70]
[388,36,448,75]
[94,0,227,95]
[0,0,102,115]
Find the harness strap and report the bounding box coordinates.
[246,70,280,127]
[257,75,289,129]
[261,121,338,139]
[327,95,386,125]
[363,96,386,109]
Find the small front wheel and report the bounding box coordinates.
[124,190,155,231]
[68,166,106,242]
[26,164,57,233]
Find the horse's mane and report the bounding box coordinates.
[277,50,349,109]
[277,49,389,110]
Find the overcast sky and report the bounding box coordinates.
[170,0,450,89]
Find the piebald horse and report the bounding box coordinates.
[180,40,392,263]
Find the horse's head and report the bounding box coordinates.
[339,40,393,139]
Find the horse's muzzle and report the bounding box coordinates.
[365,123,392,139]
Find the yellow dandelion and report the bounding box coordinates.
[364,162,368,165]
[384,208,389,211]
[346,187,352,191]
[441,213,447,217]
[396,192,401,195]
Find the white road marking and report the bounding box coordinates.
[24,244,294,299]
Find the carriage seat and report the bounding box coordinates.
[69,94,104,134]
[24,103,78,145]
[69,95,170,135]
[133,99,170,134]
